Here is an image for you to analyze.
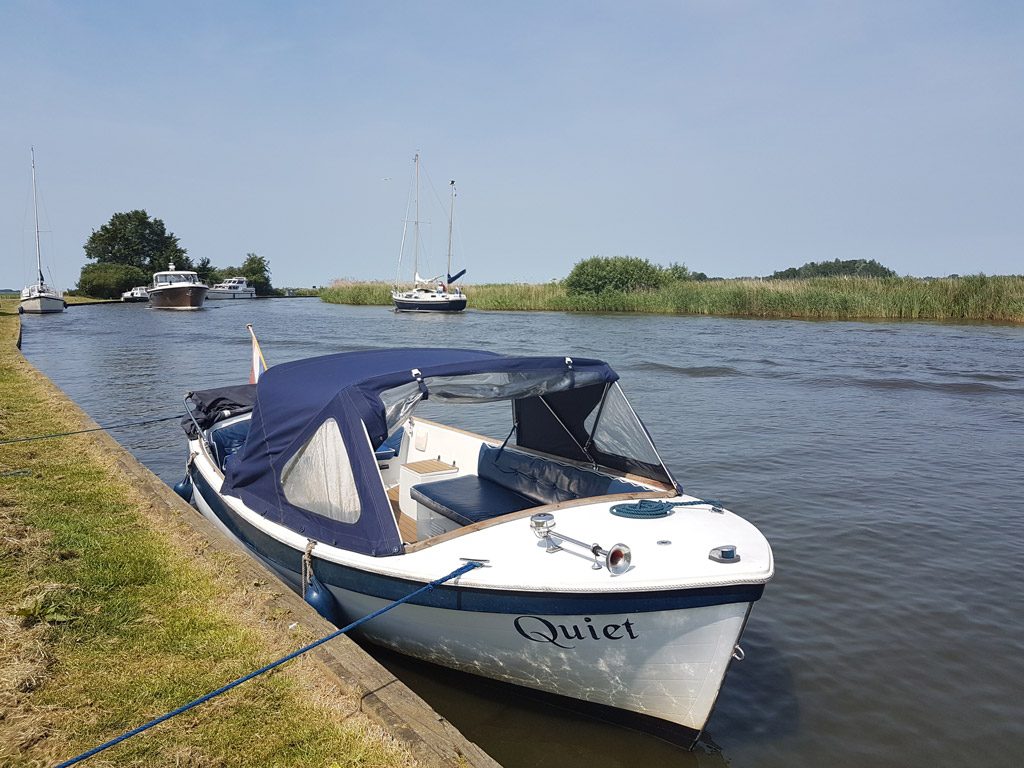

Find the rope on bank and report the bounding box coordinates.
[0,414,183,446]
[55,560,484,767]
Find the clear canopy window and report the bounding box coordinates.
[379,371,673,485]
[281,417,362,523]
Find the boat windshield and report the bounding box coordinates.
[379,371,673,485]
[154,272,199,285]
[380,369,606,429]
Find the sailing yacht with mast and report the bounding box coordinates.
[391,153,468,313]
[19,148,66,314]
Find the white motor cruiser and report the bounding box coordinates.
[208,276,256,300]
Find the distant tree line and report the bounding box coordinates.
[74,210,273,298]
[770,258,896,279]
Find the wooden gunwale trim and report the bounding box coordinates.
[402,490,672,553]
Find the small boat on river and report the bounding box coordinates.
[121,286,149,302]
[148,264,208,310]
[392,154,468,312]
[20,148,66,315]
[208,276,256,300]
[180,348,773,748]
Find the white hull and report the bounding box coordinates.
[207,290,256,300]
[188,432,771,745]
[20,294,65,313]
[326,585,750,733]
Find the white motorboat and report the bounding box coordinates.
[208,277,256,300]
[121,286,150,302]
[180,348,773,748]
[148,264,208,310]
[19,148,66,315]
[392,154,468,312]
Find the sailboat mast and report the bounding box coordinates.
[31,147,43,285]
[413,152,420,283]
[446,180,456,278]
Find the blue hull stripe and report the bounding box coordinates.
[194,469,765,615]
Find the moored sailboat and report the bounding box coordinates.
[392,154,467,312]
[19,148,66,315]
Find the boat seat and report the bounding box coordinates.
[410,445,648,527]
[411,475,536,526]
[210,421,250,472]
[476,445,647,504]
[374,427,405,462]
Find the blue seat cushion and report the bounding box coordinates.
[477,445,646,505]
[375,426,405,461]
[210,421,250,471]
[411,475,537,526]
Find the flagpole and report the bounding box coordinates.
[246,323,268,377]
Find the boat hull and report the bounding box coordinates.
[149,285,208,310]
[392,293,467,313]
[207,290,256,300]
[191,465,758,747]
[20,294,66,313]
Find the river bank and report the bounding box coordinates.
[0,300,496,767]
[321,275,1024,323]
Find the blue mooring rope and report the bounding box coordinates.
[55,560,483,767]
[610,498,724,518]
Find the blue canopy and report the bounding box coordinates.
[221,349,624,556]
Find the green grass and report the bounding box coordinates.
[320,275,1024,323]
[0,299,414,767]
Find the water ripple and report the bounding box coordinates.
[632,362,744,377]
[809,375,1024,396]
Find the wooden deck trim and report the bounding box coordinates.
[402,490,672,553]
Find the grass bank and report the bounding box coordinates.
[0,299,415,766]
[321,276,1024,323]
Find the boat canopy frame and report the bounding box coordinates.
[208,349,678,557]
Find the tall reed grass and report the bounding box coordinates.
[321,276,1024,323]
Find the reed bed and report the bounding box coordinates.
[322,276,1024,323]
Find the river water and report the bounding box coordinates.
[19,300,1024,768]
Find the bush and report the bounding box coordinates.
[76,263,149,299]
[563,256,669,295]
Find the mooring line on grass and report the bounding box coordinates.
[0,414,183,446]
[55,560,483,767]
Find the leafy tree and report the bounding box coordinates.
[770,258,896,279]
[194,256,217,285]
[83,210,190,272]
[563,256,668,295]
[76,263,149,299]
[239,252,273,294]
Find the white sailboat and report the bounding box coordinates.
[391,153,467,313]
[19,148,66,315]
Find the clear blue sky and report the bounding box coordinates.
[2,1,1022,291]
